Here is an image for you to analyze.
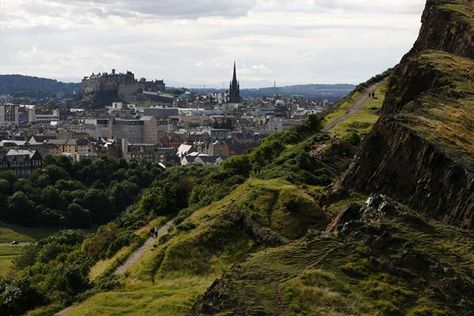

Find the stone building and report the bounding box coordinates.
[111,118,145,143]
[0,104,19,127]
[0,149,42,176]
[81,69,166,105]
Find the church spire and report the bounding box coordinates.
[232,61,237,83]
[229,61,241,103]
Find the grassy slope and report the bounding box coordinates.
[61,178,327,315]
[323,91,362,128]
[396,51,474,167]
[194,197,474,315]
[88,217,167,281]
[328,80,388,139]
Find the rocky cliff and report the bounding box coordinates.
[410,0,473,59]
[340,0,474,228]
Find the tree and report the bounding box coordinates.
[109,180,139,212]
[5,192,37,226]
[0,277,44,316]
[66,203,91,228]
[79,189,113,222]
[222,155,251,177]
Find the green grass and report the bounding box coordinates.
[329,79,388,139]
[440,2,474,23]
[0,244,27,278]
[0,221,66,279]
[0,221,60,243]
[323,91,362,128]
[57,276,214,316]
[394,51,474,167]
[60,178,330,315]
[88,217,167,281]
[191,198,474,315]
[26,304,63,316]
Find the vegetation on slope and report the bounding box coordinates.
[391,51,474,167]
[323,70,391,140]
[192,195,474,315]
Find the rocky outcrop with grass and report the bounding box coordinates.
[192,194,474,315]
[339,0,474,229]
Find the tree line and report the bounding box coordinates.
[0,156,163,228]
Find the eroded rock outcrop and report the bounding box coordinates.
[339,0,474,229]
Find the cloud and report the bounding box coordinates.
[0,0,427,87]
[42,0,258,19]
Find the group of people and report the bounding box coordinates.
[150,227,159,239]
[369,92,376,98]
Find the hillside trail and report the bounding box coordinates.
[323,82,382,132]
[54,219,174,316]
[114,219,174,275]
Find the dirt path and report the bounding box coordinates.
[54,220,174,316]
[114,220,174,275]
[323,82,382,132]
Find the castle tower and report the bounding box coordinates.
[229,62,241,103]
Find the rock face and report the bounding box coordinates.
[339,0,474,229]
[411,0,473,59]
[342,119,474,228]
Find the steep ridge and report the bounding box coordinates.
[410,0,473,59]
[339,0,474,229]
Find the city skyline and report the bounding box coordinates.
[1,0,426,88]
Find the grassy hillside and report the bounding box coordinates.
[327,80,388,139]
[323,71,390,139]
[193,196,474,315]
[60,178,330,315]
[393,51,474,167]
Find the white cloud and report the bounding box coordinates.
[0,0,426,87]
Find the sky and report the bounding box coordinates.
[0,0,426,88]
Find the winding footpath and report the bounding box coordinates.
[114,219,174,275]
[323,82,382,132]
[55,219,174,316]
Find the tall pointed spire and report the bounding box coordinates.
[232,61,237,83]
[229,62,241,103]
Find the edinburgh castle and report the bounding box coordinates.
[80,69,166,107]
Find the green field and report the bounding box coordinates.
[0,221,63,279]
[0,244,27,278]
[0,221,60,243]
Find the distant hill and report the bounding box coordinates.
[0,74,81,99]
[242,84,355,99]
[191,83,356,100]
